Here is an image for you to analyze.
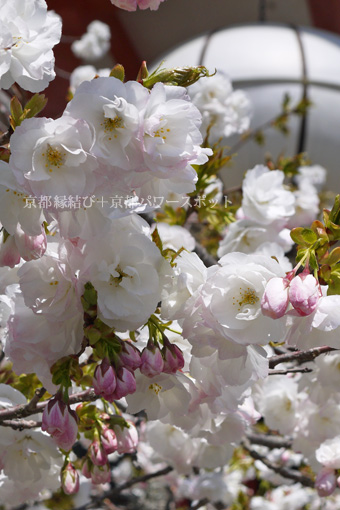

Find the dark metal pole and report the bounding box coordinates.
[259,0,267,22]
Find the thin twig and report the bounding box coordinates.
[269,367,313,375]
[242,438,314,487]
[25,387,46,412]
[268,346,337,369]
[246,432,293,449]
[72,466,174,510]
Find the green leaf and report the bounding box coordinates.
[10,96,23,128]
[309,250,318,270]
[110,64,125,82]
[290,227,317,246]
[327,270,340,295]
[326,247,340,266]
[152,226,164,252]
[82,282,97,306]
[24,94,48,118]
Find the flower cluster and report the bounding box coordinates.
[2,1,340,508]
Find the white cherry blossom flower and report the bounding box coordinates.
[9,116,99,202]
[71,21,111,61]
[242,165,295,225]
[188,73,251,141]
[0,385,63,506]
[182,252,287,353]
[0,0,62,92]
[81,215,167,331]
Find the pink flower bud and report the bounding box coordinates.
[110,367,136,400]
[114,421,138,454]
[62,462,79,495]
[89,439,108,466]
[101,427,118,454]
[315,467,337,497]
[93,358,117,398]
[289,273,321,316]
[81,458,92,479]
[162,338,185,374]
[90,462,111,485]
[140,341,164,377]
[261,277,289,319]
[0,233,20,268]
[118,340,141,371]
[42,397,78,451]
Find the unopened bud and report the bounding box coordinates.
[289,272,321,316]
[110,367,136,400]
[140,341,164,377]
[93,357,117,398]
[162,337,185,374]
[261,277,289,319]
[89,439,108,466]
[61,462,79,495]
[101,426,118,454]
[42,396,78,451]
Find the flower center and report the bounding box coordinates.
[102,116,124,132]
[232,286,259,312]
[149,383,162,395]
[109,265,132,286]
[43,145,66,173]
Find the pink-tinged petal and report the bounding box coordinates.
[261,277,289,319]
[315,467,337,497]
[289,273,321,316]
[93,357,117,397]
[101,427,118,454]
[114,422,138,454]
[140,341,164,377]
[62,462,79,495]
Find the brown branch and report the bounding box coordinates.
[72,466,174,510]
[246,432,293,449]
[0,388,98,423]
[26,387,46,412]
[268,346,337,369]
[0,419,41,430]
[242,438,314,487]
[269,367,313,375]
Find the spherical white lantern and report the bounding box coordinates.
[157,23,340,190]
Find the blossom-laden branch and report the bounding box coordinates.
[242,438,314,488]
[72,466,174,510]
[0,388,98,423]
[268,346,337,369]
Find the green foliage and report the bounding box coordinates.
[290,228,317,246]
[43,490,74,510]
[110,63,125,82]
[10,94,47,129]
[10,373,43,400]
[141,61,215,89]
